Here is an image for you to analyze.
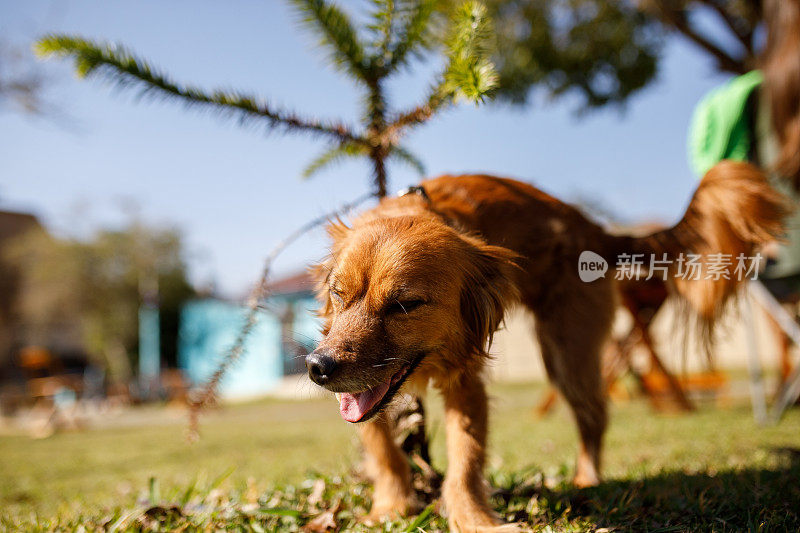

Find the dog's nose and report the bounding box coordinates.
[305,350,337,385]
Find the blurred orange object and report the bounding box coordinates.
[641,371,729,409]
[18,346,53,370]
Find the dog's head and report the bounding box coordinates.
[307,212,517,423]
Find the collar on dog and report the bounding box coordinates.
[396,185,430,203]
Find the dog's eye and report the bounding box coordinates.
[330,288,344,304]
[387,299,426,315]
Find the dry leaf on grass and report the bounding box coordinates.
[307,478,326,508]
[302,499,341,532]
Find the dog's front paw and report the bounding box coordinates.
[572,451,601,488]
[362,495,422,526]
[469,524,528,533]
[448,514,529,533]
[446,504,514,533]
[446,514,497,533]
[444,480,514,532]
[572,459,600,488]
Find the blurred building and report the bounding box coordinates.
[178,271,320,400]
[0,211,96,415]
[0,210,44,365]
[0,210,90,365]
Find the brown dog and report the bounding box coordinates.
[306,161,786,532]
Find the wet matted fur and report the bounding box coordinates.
[306,160,787,532]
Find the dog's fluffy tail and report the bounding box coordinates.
[608,160,789,337]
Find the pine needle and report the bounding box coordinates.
[34,35,365,145]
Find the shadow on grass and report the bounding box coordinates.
[492,448,800,531]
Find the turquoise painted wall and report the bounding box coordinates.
[178,297,321,399]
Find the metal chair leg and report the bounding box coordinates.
[743,287,767,424]
[748,281,800,422]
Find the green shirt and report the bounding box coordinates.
[688,71,800,279]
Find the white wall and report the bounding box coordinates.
[488,296,788,383]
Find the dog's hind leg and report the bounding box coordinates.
[529,278,615,487]
[359,415,417,523]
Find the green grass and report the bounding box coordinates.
[2,382,799,531]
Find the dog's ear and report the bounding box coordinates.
[308,260,333,334]
[459,236,518,355]
[326,217,351,245]
[309,219,352,334]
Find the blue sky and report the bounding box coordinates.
[1,1,734,296]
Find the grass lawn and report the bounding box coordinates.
[1,381,799,531]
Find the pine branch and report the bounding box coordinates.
[302,142,367,179]
[369,0,396,66]
[370,146,389,198]
[386,1,497,135]
[386,89,447,138]
[364,78,388,131]
[389,145,426,176]
[439,0,498,102]
[35,35,366,145]
[443,56,498,102]
[385,0,437,72]
[289,0,372,81]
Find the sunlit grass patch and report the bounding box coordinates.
[2,382,799,531]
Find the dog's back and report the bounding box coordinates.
[419,164,787,328]
[418,173,609,302]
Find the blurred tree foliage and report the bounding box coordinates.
[473,0,761,110]
[0,40,53,116]
[0,37,66,121]
[480,0,662,108]
[0,41,45,114]
[5,223,194,381]
[640,0,761,73]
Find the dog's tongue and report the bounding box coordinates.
[338,380,391,422]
